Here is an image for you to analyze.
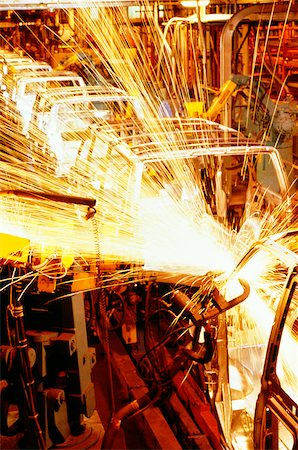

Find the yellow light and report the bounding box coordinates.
[0,232,30,263]
[181,0,210,7]
[200,13,233,23]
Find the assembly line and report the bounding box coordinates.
[0,2,297,450]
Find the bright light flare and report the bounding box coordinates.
[225,239,298,445]
[140,195,234,275]
[0,6,297,450]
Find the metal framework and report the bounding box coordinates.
[0,0,137,10]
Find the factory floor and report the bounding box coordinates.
[92,337,150,450]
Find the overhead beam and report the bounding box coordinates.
[0,0,137,10]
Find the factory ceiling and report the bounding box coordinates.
[0,0,295,11]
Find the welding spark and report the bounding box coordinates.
[0,2,296,281]
[0,1,297,436]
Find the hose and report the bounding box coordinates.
[101,388,156,450]
[101,350,190,450]
[13,279,46,449]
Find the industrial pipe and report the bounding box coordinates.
[101,389,155,450]
[0,189,96,208]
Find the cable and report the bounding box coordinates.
[36,263,68,280]
[0,270,35,294]
[137,322,194,384]
[16,273,39,304]
[12,271,46,449]
[144,307,181,377]
[101,386,160,450]
[91,212,115,413]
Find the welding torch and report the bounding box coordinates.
[0,189,97,219]
[101,282,252,449]
[170,278,250,363]
[171,278,250,326]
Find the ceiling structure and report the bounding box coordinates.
[0,0,294,10]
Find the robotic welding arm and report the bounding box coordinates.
[171,278,250,325]
[0,189,96,219]
[0,189,98,449]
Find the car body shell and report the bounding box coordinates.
[10,70,85,133]
[30,85,144,175]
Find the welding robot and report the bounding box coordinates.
[0,191,100,449]
[99,231,297,450]
[98,272,250,450]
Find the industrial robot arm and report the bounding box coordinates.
[0,189,96,219]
